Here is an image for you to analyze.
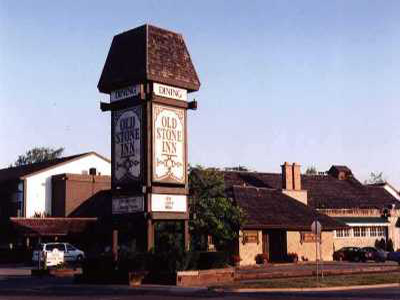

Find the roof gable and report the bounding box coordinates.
[0,152,110,183]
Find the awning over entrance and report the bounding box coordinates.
[10,217,97,237]
[333,217,389,227]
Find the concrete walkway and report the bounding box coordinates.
[0,265,31,276]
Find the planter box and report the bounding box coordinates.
[128,271,148,286]
[177,268,235,287]
[31,268,81,277]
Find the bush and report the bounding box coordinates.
[119,250,230,273]
[375,238,394,252]
[80,250,231,285]
[387,239,394,252]
[255,253,268,264]
[375,238,386,250]
[286,253,298,263]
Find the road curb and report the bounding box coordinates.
[231,283,400,293]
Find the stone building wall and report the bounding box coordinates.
[238,230,262,266]
[287,231,334,261]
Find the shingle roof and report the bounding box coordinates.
[223,171,399,210]
[233,186,346,231]
[10,217,97,236]
[0,152,109,183]
[98,24,200,93]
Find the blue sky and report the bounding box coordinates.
[1,1,399,187]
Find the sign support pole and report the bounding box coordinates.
[315,230,318,284]
[311,218,322,286]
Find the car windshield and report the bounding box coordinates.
[45,244,65,252]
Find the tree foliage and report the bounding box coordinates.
[13,147,64,167]
[365,172,385,184]
[305,165,318,175]
[189,165,245,251]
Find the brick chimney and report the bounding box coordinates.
[281,162,308,205]
[281,162,293,190]
[292,163,301,190]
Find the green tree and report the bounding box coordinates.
[365,172,385,184]
[189,165,245,251]
[12,147,64,167]
[305,165,318,175]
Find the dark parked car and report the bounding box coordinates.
[360,247,386,262]
[333,247,363,262]
[387,251,400,264]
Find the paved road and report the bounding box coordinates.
[0,275,399,300]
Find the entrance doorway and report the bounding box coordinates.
[154,221,184,253]
[262,229,287,262]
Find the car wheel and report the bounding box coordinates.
[76,255,83,262]
[354,256,360,262]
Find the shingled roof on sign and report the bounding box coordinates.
[98,24,200,93]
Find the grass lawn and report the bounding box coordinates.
[216,272,400,289]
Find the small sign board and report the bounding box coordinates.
[46,249,64,267]
[151,194,187,212]
[110,85,140,102]
[112,196,144,214]
[154,83,187,101]
[311,221,322,235]
[152,104,186,184]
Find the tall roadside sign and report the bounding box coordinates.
[98,24,200,252]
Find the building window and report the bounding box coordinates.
[301,232,317,242]
[335,229,351,238]
[377,227,385,237]
[243,230,259,244]
[12,181,24,217]
[353,227,361,237]
[360,227,367,237]
[370,227,377,237]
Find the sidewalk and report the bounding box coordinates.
[0,265,31,276]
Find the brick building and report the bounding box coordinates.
[223,163,400,265]
[0,152,111,250]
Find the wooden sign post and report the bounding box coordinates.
[98,24,200,252]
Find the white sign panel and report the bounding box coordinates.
[154,83,187,101]
[153,104,185,184]
[151,194,187,212]
[113,106,141,183]
[45,249,64,267]
[110,85,140,102]
[112,196,144,214]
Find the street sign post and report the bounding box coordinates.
[311,220,322,284]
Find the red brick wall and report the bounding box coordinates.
[177,268,235,287]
